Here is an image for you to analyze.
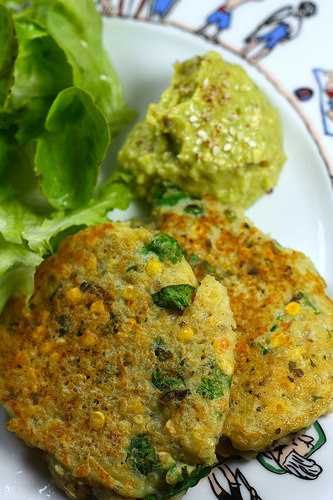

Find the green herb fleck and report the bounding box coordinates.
[103,363,114,377]
[255,342,270,355]
[270,324,278,332]
[184,204,204,216]
[224,208,237,222]
[187,254,216,276]
[127,435,159,476]
[201,260,215,274]
[152,285,196,311]
[57,314,70,336]
[151,368,185,392]
[144,233,183,264]
[297,292,320,315]
[312,395,323,402]
[153,338,173,361]
[188,254,200,266]
[197,366,232,400]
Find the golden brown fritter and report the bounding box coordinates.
[0,222,236,499]
[153,194,333,452]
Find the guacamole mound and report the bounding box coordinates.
[119,52,286,207]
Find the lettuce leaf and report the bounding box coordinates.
[35,87,110,210]
[0,1,135,313]
[24,174,133,255]
[0,1,134,211]
[32,0,134,133]
[0,174,132,313]
[9,13,73,143]
[0,237,42,312]
[0,4,17,105]
[0,199,41,245]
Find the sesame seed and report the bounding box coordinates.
[212,146,221,156]
[198,130,208,140]
[224,143,232,152]
[189,115,198,123]
[203,78,209,88]
[249,140,257,148]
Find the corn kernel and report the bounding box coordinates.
[177,327,194,342]
[40,341,54,354]
[285,302,301,316]
[80,330,98,348]
[213,338,229,351]
[122,286,135,301]
[90,300,106,315]
[32,325,46,342]
[146,258,163,277]
[271,332,289,348]
[90,411,105,430]
[66,287,82,303]
[289,348,303,362]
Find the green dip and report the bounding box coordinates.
[119,52,286,207]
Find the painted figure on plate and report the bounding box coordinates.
[134,0,180,20]
[209,464,262,500]
[257,422,326,480]
[242,2,317,61]
[196,0,265,42]
[313,69,333,136]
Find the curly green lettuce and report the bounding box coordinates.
[0,0,134,312]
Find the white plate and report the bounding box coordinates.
[1,17,332,500]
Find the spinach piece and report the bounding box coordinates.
[197,366,232,400]
[184,204,204,216]
[127,435,159,476]
[144,465,213,499]
[151,368,185,392]
[144,233,183,264]
[153,184,188,207]
[152,285,196,311]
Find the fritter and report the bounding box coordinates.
[0,222,236,499]
[153,190,333,452]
